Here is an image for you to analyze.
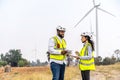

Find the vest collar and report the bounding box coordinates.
[56,35,64,42]
[83,42,89,46]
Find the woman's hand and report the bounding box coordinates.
[70,55,80,59]
[75,51,79,56]
[73,56,80,59]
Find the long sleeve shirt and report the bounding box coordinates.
[80,43,93,60]
[48,36,66,64]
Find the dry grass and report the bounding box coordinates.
[91,63,120,80]
[0,66,80,80]
[0,63,120,80]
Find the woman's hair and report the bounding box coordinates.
[85,36,95,51]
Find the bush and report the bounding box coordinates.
[102,57,116,65]
[18,59,29,67]
[18,60,25,67]
[94,56,102,65]
[0,61,7,67]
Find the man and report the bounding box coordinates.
[48,26,68,80]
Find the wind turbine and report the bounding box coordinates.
[74,0,115,57]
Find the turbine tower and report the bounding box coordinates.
[74,0,115,57]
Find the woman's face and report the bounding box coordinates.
[81,36,87,43]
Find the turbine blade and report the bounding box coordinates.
[93,0,95,6]
[98,8,115,17]
[74,7,95,28]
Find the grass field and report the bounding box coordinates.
[0,63,120,80]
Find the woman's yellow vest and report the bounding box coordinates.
[50,36,66,61]
[79,42,95,71]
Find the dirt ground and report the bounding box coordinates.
[0,63,120,80]
[73,63,120,80]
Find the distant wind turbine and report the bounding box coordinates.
[74,0,115,57]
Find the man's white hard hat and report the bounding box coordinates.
[56,26,66,31]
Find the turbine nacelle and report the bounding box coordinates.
[94,4,100,7]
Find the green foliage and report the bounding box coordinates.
[114,49,120,62]
[95,56,116,65]
[9,49,22,66]
[0,49,48,67]
[102,57,116,65]
[0,60,7,67]
[18,60,25,67]
[18,59,30,67]
[30,60,48,66]
[0,49,29,67]
[95,56,102,65]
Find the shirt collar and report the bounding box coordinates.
[56,35,63,40]
[83,42,88,46]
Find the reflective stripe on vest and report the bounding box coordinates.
[50,36,66,61]
[79,62,94,66]
[79,42,95,71]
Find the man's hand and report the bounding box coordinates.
[61,50,68,55]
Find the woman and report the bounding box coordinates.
[74,32,95,80]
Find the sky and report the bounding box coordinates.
[0,0,120,62]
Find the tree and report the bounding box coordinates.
[4,53,11,64]
[114,49,120,62]
[111,55,116,62]
[36,59,41,66]
[30,60,48,66]
[18,60,24,67]
[41,61,48,66]
[0,53,5,61]
[94,56,102,65]
[102,57,111,65]
[18,59,29,67]
[0,60,7,67]
[0,49,30,67]
[9,49,22,67]
[30,61,36,66]
[102,57,116,65]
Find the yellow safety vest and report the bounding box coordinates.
[79,42,95,71]
[50,36,66,61]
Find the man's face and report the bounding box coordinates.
[57,30,65,38]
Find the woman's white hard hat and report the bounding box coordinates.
[81,32,92,38]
